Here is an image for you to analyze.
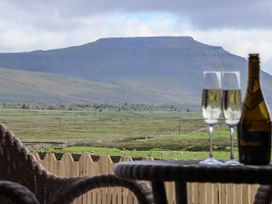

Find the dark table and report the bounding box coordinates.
[114,160,272,204]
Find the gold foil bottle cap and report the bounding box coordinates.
[248,53,260,62]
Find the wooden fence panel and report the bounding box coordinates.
[99,156,114,204]
[188,183,198,204]
[78,154,94,204]
[33,153,259,204]
[119,156,133,204]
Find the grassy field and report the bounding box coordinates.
[40,146,237,161]
[0,108,236,160]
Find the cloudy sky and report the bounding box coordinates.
[1,0,272,74]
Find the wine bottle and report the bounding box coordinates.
[238,54,271,165]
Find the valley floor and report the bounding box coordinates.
[0,107,235,160]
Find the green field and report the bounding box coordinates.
[0,108,236,160]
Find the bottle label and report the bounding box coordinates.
[238,131,271,165]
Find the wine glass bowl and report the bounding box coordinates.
[222,71,242,165]
[202,89,222,125]
[200,71,222,165]
[222,90,241,126]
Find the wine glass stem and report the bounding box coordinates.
[229,126,235,160]
[208,125,214,158]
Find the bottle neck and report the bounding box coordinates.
[247,57,261,94]
[243,54,264,110]
[248,60,260,80]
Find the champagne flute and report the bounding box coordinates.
[200,71,222,165]
[222,71,242,165]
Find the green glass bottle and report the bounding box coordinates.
[238,54,271,165]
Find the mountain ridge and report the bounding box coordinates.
[0,36,270,106]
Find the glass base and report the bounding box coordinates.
[199,157,223,166]
[224,159,240,166]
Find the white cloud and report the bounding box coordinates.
[1,1,272,75]
[0,29,37,51]
[3,0,272,29]
[0,12,181,51]
[187,29,272,74]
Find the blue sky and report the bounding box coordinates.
[1,0,272,74]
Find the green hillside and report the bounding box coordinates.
[0,66,198,104]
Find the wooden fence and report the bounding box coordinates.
[33,153,259,204]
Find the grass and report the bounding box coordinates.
[39,146,237,161]
[0,109,208,143]
[0,108,237,160]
